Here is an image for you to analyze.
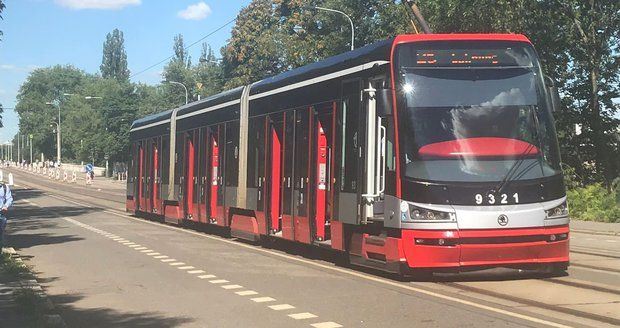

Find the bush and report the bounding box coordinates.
[567,183,620,223]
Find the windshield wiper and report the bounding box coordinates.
[488,107,543,196]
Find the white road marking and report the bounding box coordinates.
[178,266,194,270]
[311,322,343,328]
[209,279,229,284]
[289,312,317,320]
[198,275,216,279]
[269,304,295,311]
[161,259,176,262]
[606,240,617,243]
[221,284,243,290]
[235,290,258,296]
[147,252,160,256]
[154,255,168,259]
[140,249,154,253]
[128,245,142,248]
[251,297,275,303]
[134,247,147,250]
[187,270,205,274]
[169,262,185,266]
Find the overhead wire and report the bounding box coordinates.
[129,17,237,79]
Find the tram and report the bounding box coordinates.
[127,34,570,275]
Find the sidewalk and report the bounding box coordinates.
[571,220,620,235]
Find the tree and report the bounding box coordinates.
[162,34,196,106]
[100,28,130,82]
[14,65,94,160]
[194,43,223,98]
[0,0,5,41]
[0,103,3,128]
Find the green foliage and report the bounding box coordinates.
[0,0,5,41]
[0,103,3,127]
[0,253,31,278]
[100,28,130,81]
[567,183,620,223]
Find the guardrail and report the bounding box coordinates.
[4,162,128,186]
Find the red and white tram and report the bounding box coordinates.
[127,34,570,275]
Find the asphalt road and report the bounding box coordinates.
[4,168,620,328]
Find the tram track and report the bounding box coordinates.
[10,169,620,327]
[440,282,620,326]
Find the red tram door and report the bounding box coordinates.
[267,115,284,234]
[313,107,334,241]
[136,142,146,211]
[293,108,312,244]
[208,125,224,224]
[151,140,161,214]
[144,140,153,213]
[281,112,295,240]
[184,132,199,221]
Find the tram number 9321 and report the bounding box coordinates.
[475,193,520,205]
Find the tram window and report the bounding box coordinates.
[340,96,359,193]
[225,121,239,187]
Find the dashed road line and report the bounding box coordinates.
[269,304,295,311]
[289,312,318,320]
[235,290,258,296]
[56,200,344,327]
[198,274,216,279]
[221,284,243,290]
[251,297,276,303]
[311,322,343,328]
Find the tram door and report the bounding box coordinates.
[207,125,225,224]
[266,114,284,233]
[313,105,335,241]
[151,139,161,214]
[184,131,199,220]
[293,108,312,244]
[144,139,153,213]
[197,128,208,223]
[281,112,295,240]
[138,141,146,210]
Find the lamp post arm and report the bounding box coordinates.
[315,6,355,51]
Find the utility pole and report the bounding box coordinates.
[17,133,20,164]
[29,134,33,164]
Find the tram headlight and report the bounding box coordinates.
[403,203,456,222]
[545,201,569,219]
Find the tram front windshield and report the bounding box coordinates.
[396,41,561,183]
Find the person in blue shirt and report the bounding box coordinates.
[0,181,14,250]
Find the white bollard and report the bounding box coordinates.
[0,170,3,182]
[7,173,13,186]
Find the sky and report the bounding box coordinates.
[0,0,251,143]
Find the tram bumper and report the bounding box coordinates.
[401,225,569,271]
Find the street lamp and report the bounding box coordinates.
[46,94,103,165]
[305,6,355,51]
[163,80,189,105]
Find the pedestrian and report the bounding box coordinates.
[0,179,14,251]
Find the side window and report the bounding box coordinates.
[225,121,240,187]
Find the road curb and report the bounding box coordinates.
[3,247,67,328]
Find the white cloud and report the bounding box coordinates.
[0,64,16,70]
[55,0,141,10]
[177,2,212,21]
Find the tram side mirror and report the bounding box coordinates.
[544,76,562,112]
[375,89,394,116]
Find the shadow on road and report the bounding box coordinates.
[51,293,194,328]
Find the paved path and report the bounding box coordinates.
[3,168,620,328]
